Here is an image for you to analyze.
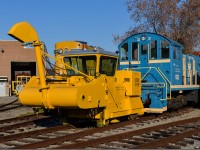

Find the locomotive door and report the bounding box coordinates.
[139,43,149,67]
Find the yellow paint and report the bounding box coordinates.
[8,22,38,43]
[115,70,141,96]
[8,21,144,126]
[55,41,93,51]
[54,41,93,74]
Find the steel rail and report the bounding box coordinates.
[57,116,200,149]
[0,124,74,143]
[135,128,200,149]
[0,116,57,132]
[0,114,40,124]
[14,115,156,149]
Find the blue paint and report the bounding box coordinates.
[118,32,200,111]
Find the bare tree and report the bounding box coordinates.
[113,0,200,54]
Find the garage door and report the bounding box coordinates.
[0,82,6,96]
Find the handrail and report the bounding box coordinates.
[142,82,165,87]
[157,68,171,100]
[124,67,171,100]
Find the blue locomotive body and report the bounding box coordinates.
[118,32,200,113]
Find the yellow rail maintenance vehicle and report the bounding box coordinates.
[8,22,144,126]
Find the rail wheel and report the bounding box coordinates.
[128,114,139,120]
[96,119,110,127]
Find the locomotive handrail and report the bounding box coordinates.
[141,82,166,101]
[157,68,171,100]
[124,67,171,101]
[141,82,165,87]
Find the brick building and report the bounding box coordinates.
[0,40,37,96]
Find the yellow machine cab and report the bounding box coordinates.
[53,48,118,77]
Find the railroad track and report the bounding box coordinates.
[0,114,65,143]
[0,107,197,149]
[63,116,200,149]
[0,98,23,112]
[0,115,155,149]
[0,114,47,128]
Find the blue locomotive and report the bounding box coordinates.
[118,32,200,113]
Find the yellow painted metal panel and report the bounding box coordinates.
[115,70,141,96]
[8,22,39,43]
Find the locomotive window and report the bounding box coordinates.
[64,56,96,76]
[161,40,169,58]
[120,43,128,61]
[177,48,181,60]
[150,40,157,59]
[173,47,177,59]
[132,42,138,60]
[173,46,181,60]
[141,44,148,55]
[100,56,117,76]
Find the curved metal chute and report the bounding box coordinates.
[8,21,39,43]
[8,21,47,107]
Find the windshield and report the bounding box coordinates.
[100,56,117,76]
[64,56,96,76]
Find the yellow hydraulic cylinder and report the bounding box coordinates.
[34,42,46,90]
[34,42,50,108]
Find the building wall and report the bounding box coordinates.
[0,40,36,96]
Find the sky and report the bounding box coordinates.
[0,0,132,55]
